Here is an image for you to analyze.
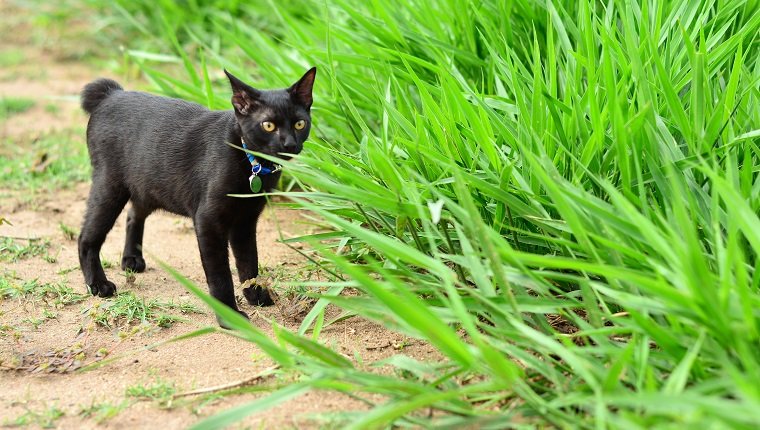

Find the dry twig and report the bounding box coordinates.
[172,365,280,399]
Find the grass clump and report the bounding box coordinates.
[125,377,176,408]
[78,401,129,424]
[86,290,203,330]
[58,222,78,241]
[0,237,51,262]
[0,130,90,190]
[4,404,64,428]
[0,276,87,307]
[0,97,34,121]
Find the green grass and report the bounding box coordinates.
[86,290,203,330]
[5,404,64,429]
[0,237,51,262]
[0,130,90,190]
[78,400,129,424]
[44,102,61,115]
[125,377,177,408]
[47,0,760,428]
[58,222,78,241]
[0,48,25,68]
[0,97,34,121]
[0,276,88,307]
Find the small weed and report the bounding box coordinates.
[85,291,203,330]
[0,237,51,262]
[100,257,115,269]
[44,103,60,115]
[121,268,137,284]
[57,265,79,275]
[42,251,58,264]
[0,97,35,121]
[5,404,64,428]
[0,276,36,299]
[0,324,19,337]
[0,277,88,307]
[23,308,59,329]
[78,400,129,423]
[126,378,176,408]
[59,222,78,241]
[22,317,45,330]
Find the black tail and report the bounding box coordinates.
[81,78,123,114]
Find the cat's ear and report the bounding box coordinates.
[288,67,317,108]
[225,69,261,115]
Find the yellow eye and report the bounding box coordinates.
[294,119,307,130]
[261,121,276,132]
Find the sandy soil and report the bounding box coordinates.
[0,185,434,429]
[0,3,436,428]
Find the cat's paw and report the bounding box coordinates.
[121,255,146,272]
[216,310,250,329]
[243,286,274,307]
[88,280,116,297]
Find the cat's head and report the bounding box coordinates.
[225,67,316,163]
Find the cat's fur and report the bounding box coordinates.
[78,68,316,324]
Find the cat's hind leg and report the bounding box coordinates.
[122,204,149,272]
[79,179,129,297]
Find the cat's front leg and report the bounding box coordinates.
[194,209,248,326]
[230,209,274,307]
[230,217,259,281]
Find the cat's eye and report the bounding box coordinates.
[261,121,276,132]
[294,119,307,130]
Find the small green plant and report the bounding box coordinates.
[0,237,50,262]
[0,277,88,307]
[22,316,45,330]
[0,324,19,337]
[125,378,176,408]
[57,265,79,275]
[0,97,34,121]
[58,222,78,241]
[86,290,203,330]
[78,400,129,424]
[44,103,60,115]
[42,250,58,264]
[0,276,34,299]
[100,257,115,269]
[5,404,64,428]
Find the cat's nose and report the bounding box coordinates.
[282,139,300,154]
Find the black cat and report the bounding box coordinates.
[78,67,316,325]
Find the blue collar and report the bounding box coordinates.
[241,137,281,176]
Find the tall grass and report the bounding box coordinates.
[100,0,760,427]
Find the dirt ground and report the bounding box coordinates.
[0,3,436,428]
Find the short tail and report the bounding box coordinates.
[81,78,123,114]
